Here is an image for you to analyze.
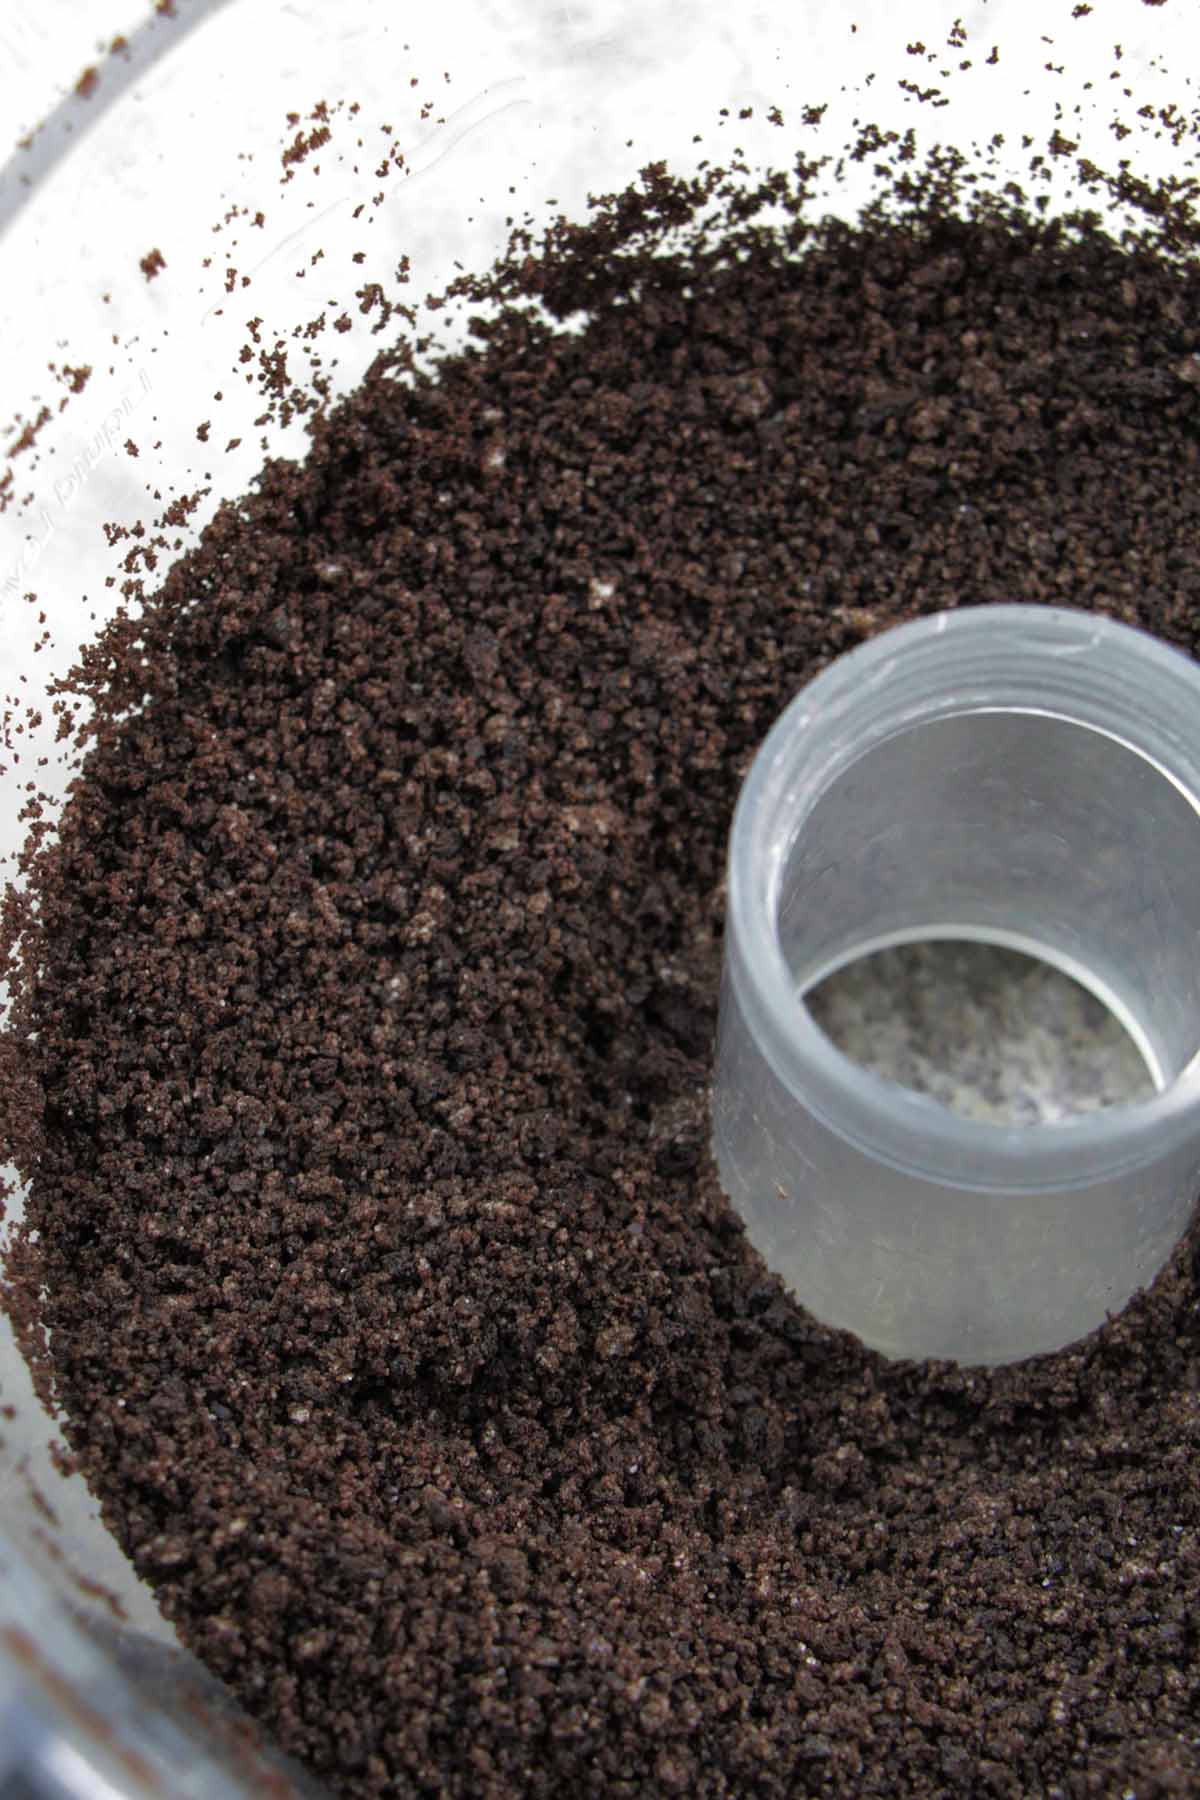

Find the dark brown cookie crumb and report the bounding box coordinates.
[5,155,1200,1799]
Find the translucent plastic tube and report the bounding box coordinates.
[711,605,1200,1365]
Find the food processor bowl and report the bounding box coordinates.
[1,0,1195,1790]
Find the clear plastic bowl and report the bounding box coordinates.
[0,1,1194,1790]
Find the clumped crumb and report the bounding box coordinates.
[6,405,51,459]
[139,247,167,281]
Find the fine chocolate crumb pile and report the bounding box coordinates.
[5,162,1200,1798]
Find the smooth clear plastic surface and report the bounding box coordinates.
[1,0,1197,1790]
[712,605,1200,1366]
